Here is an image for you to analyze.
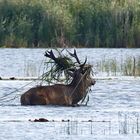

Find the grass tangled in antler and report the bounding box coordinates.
[42,49,76,84]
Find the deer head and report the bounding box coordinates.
[44,49,95,84]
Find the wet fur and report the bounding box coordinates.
[20,68,96,106]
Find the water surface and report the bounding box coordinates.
[0,48,140,139]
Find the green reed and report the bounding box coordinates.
[0,0,140,48]
[96,56,140,76]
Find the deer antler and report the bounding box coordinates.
[68,49,87,68]
[45,49,75,72]
[80,57,87,68]
[68,49,81,64]
[44,50,56,61]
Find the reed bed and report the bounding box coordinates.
[21,56,140,77]
[0,0,140,48]
[95,56,140,76]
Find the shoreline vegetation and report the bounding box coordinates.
[0,0,140,48]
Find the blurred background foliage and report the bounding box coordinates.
[0,0,140,48]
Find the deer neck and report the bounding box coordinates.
[69,76,87,104]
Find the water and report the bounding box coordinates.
[0,48,140,139]
[0,48,140,77]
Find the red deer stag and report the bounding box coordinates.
[20,50,96,106]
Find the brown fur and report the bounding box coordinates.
[20,68,96,106]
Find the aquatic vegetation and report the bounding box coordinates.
[22,56,140,77]
[24,61,37,77]
[0,0,140,48]
[95,56,140,76]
